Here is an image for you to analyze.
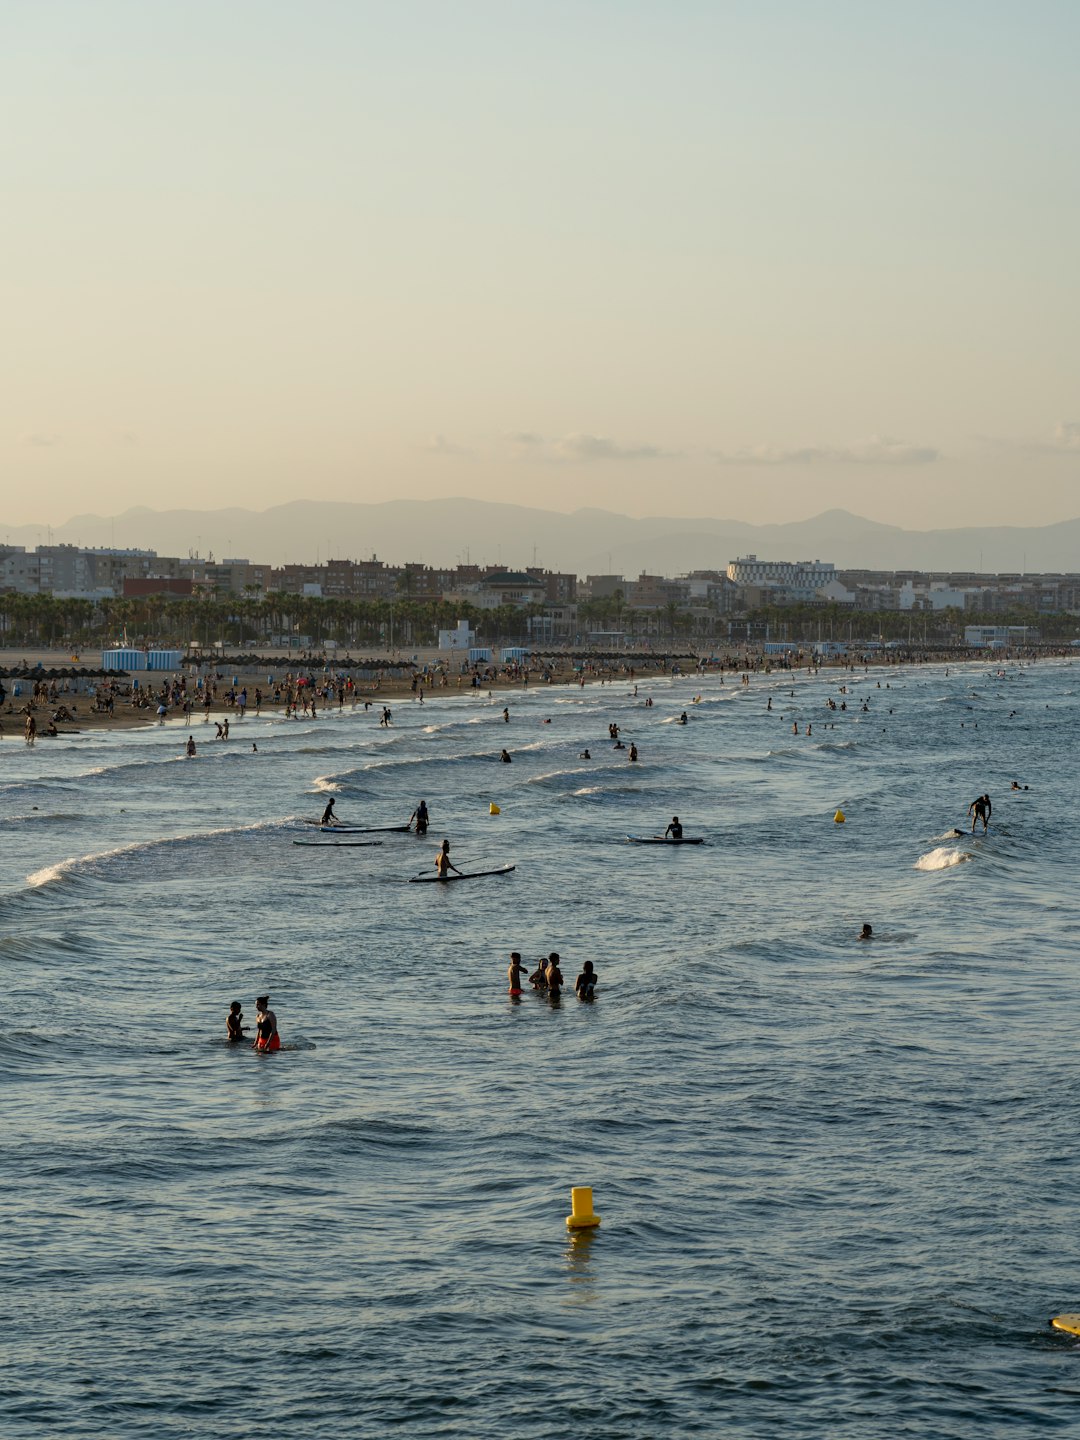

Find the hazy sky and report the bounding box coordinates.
[4,0,1079,529]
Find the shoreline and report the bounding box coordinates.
[2,644,1067,741]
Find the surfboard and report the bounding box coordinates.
[626,835,705,845]
[293,839,383,847]
[409,864,516,883]
[1051,1314,1080,1336]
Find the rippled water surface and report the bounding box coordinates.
[3,659,1079,1437]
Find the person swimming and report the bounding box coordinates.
[500,749,512,763]
[859,923,873,940]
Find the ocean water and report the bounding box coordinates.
[2,659,1079,1438]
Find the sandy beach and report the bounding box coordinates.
[0,646,690,740]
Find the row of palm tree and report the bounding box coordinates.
[0,589,1067,651]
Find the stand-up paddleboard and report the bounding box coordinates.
[626,835,705,845]
[293,839,383,847]
[319,824,411,834]
[409,864,515,883]
[1051,1314,1080,1336]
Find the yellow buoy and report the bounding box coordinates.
[1051,1314,1080,1336]
[566,1186,601,1230]
[834,809,846,824]
[489,802,501,815]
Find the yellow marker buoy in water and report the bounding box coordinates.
[489,802,501,815]
[1051,1314,1080,1336]
[566,1186,600,1230]
[834,809,846,824]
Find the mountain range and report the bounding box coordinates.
[4,500,1079,576]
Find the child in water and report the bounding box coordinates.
[507,952,527,994]
[226,1001,248,1042]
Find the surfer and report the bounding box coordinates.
[226,1001,249,1041]
[679,712,687,724]
[579,749,591,759]
[321,797,337,825]
[507,952,528,993]
[253,996,280,1052]
[186,736,196,757]
[435,839,462,880]
[575,961,597,1000]
[409,800,430,835]
[664,816,683,840]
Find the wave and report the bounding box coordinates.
[25,818,289,890]
[914,846,974,871]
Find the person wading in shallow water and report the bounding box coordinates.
[254,996,280,1052]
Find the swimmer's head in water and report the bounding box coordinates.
[859,924,872,939]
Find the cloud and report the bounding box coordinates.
[710,435,939,466]
[425,433,471,457]
[499,431,674,463]
[981,421,1080,455]
[553,432,672,462]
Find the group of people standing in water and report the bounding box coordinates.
[226,996,279,1051]
[507,951,597,1001]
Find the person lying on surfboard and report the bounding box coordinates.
[435,840,462,880]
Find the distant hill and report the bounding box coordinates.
[3,499,1079,575]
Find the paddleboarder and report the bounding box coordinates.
[409,800,429,835]
[435,839,462,880]
[321,797,337,825]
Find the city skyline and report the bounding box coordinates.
[5,2,1080,529]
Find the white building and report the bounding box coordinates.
[438,619,476,652]
[726,555,837,590]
